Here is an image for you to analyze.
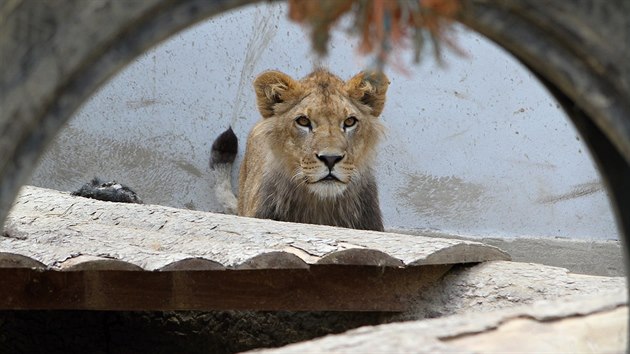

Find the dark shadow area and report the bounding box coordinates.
[0,310,392,354]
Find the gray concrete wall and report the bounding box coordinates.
[394,229,625,277]
[29,2,618,240]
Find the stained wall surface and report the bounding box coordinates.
[29,3,618,240]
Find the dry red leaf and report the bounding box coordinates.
[287,0,462,68]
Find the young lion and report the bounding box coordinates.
[212,69,389,231]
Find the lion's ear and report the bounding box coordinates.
[253,71,301,118]
[345,71,390,117]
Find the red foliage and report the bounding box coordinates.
[288,0,462,68]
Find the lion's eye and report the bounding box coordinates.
[343,116,358,129]
[295,115,311,129]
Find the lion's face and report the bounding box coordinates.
[254,70,389,198]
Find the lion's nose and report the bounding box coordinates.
[316,154,344,170]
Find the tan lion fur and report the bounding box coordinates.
[238,69,389,231]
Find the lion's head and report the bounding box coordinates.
[253,69,389,199]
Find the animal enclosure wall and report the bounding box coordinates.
[29,2,617,240]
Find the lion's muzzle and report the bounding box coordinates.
[316,153,345,170]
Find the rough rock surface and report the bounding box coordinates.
[251,290,627,353]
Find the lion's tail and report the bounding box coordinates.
[210,127,238,214]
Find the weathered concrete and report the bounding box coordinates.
[399,261,625,319]
[1,186,509,270]
[479,236,624,277]
[250,290,627,353]
[392,228,625,277]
